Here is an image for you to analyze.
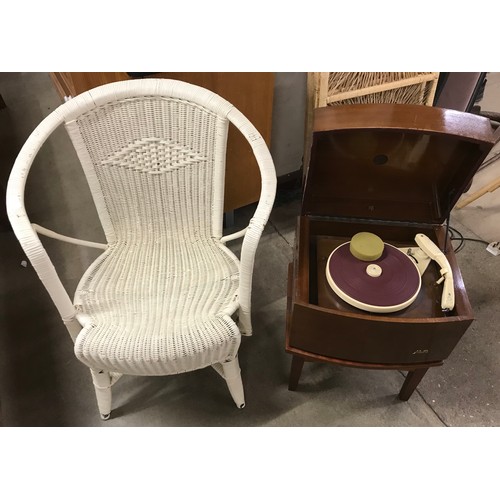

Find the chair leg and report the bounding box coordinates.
[90,369,113,420]
[288,355,305,391]
[398,368,429,401]
[238,310,253,336]
[221,357,246,409]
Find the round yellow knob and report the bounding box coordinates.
[349,232,384,261]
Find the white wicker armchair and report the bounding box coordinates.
[7,79,277,419]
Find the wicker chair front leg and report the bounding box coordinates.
[90,369,113,420]
[213,356,245,408]
[222,357,245,409]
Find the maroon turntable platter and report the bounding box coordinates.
[326,242,421,313]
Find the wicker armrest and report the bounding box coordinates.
[227,107,277,334]
[7,110,77,326]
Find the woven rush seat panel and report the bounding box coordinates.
[68,93,242,376]
[74,239,240,375]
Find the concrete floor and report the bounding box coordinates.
[0,73,499,427]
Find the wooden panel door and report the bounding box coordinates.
[50,72,275,212]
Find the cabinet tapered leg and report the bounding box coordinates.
[398,368,429,401]
[288,355,305,391]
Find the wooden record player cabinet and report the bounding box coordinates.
[286,103,497,400]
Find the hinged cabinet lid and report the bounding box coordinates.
[303,104,496,224]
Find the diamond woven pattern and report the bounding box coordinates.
[101,138,208,175]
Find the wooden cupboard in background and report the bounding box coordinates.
[50,72,275,213]
[303,72,440,179]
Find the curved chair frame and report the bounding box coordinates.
[7,79,277,418]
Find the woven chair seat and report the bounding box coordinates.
[74,239,240,376]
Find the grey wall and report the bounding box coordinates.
[270,73,307,177]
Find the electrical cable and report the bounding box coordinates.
[444,213,451,253]
[448,225,489,253]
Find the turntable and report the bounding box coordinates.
[285,103,497,400]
